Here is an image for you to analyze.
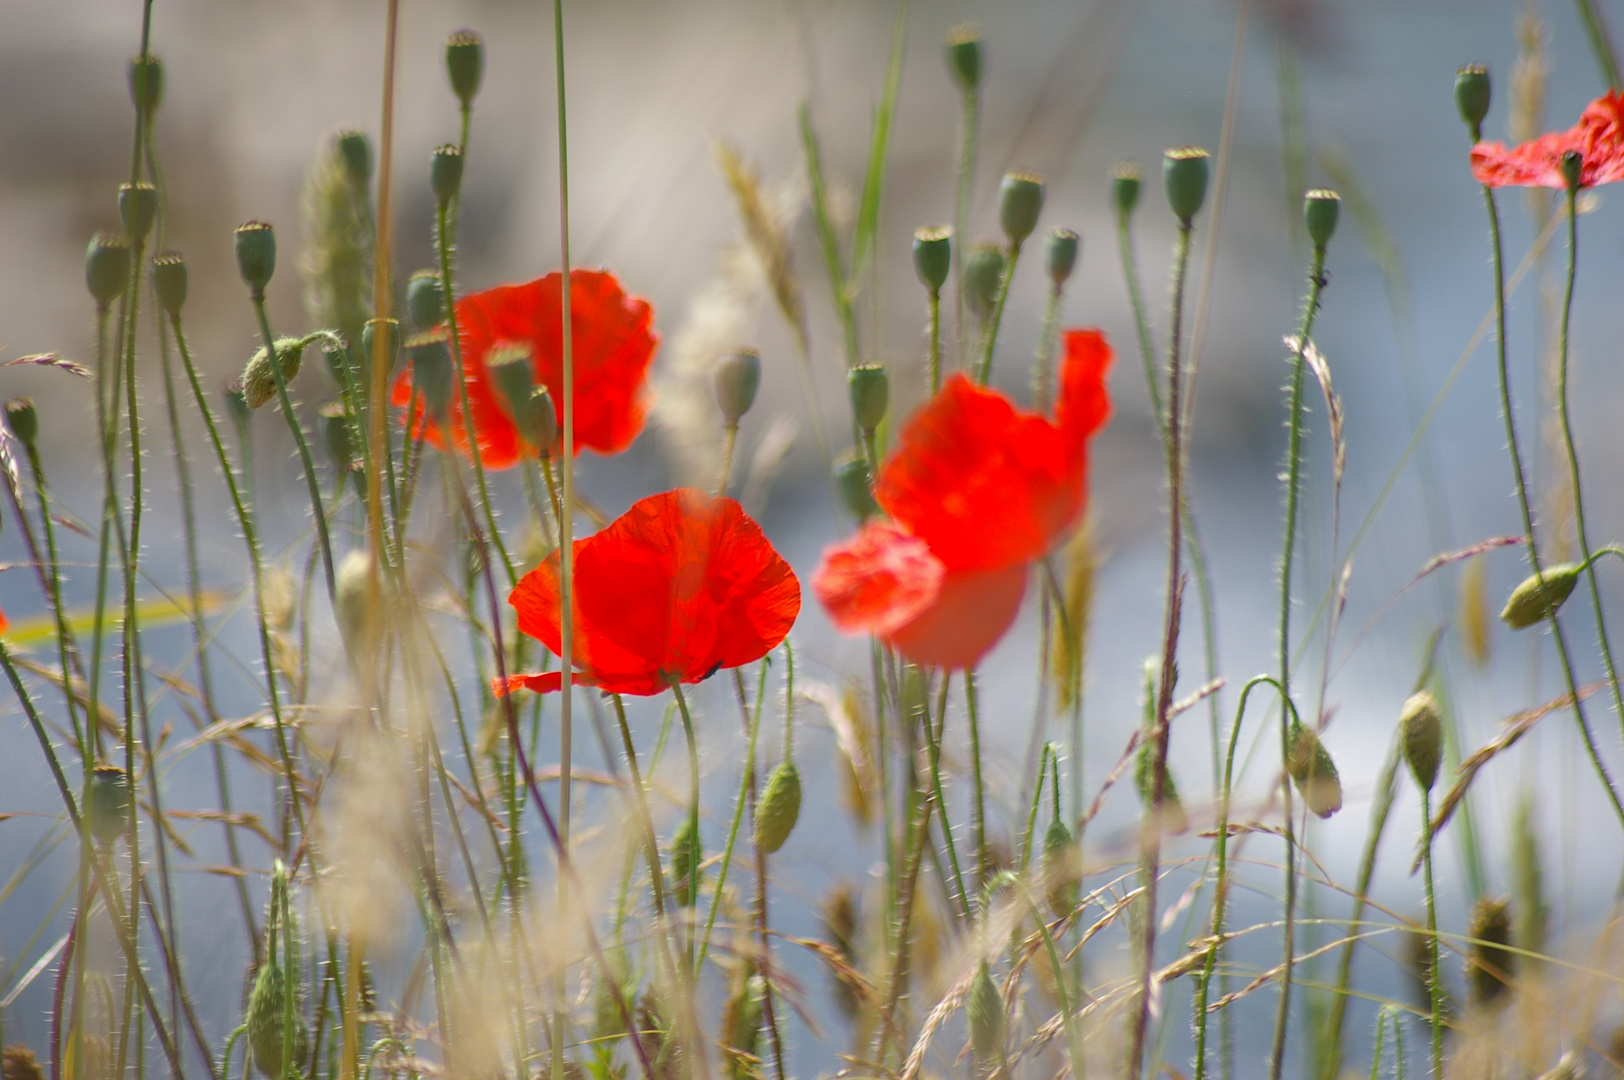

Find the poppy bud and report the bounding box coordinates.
[1040,816,1079,918]
[520,387,559,453]
[1500,563,1581,629]
[319,401,354,474]
[1561,149,1584,192]
[1455,64,1492,140]
[86,232,131,309]
[321,339,351,388]
[967,961,1004,1064]
[1285,720,1343,819]
[1135,742,1188,835]
[1465,896,1514,1007]
[671,816,702,908]
[242,338,307,409]
[407,333,455,420]
[945,25,982,93]
[998,171,1045,247]
[724,971,767,1061]
[834,454,877,521]
[246,955,310,1080]
[223,380,250,429]
[713,349,761,427]
[431,144,464,206]
[362,319,400,376]
[333,548,378,654]
[1045,228,1079,289]
[88,764,131,846]
[1303,189,1341,249]
[848,364,889,434]
[754,758,801,854]
[6,398,39,448]
[488,341,535,416]
[1164,147,1211,223]
[912,226,952,294]
[962,244,1005,322]
[337,129,372,188]
[151,251,187,318]
[1399,691,1443,793]
[129,54,163,114]
[119,182,158,241]
[1111,160,1142,218]
[446,30,485,109]
[406,270,445,330]
[234,221,277,295]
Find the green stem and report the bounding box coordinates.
[966,671,989,893]
[920,674,972,923]
[1420,787,1443,1080]
[1115,207,1162,424]
[926,288,942,393]
[952,87,979,366]
[1575,0,1623,90]
[671,681,703,972]
[696,663,769,971]
[972,241,1021,385]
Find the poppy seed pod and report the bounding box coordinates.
[119,182,158,241]
[1040,816,1079,918]
[1465,896,1515,1007]
[87,764,131,846]
[962,244,1006,322]
[520,387,558,453]
[128,54,163,114]
[671,816,702,907]
[967,962,1004,1064]
[362,319,400,376]
[319,401,354,474]
[86,232,131,309]
[1045,228,1079,289]
[713,349,761,426]
[1456,64,1492,140]
[430,144,464,206]
[337,129,372,188]
[1286,720,1344,819]
[446,30,485,109]
[488,342,535,420]
[1561,149,1584,192]
[1399,690,1443,793]
[242,337,308,409]
[5,397,38,448]
[834,454,877,521]
[151,251,187,318]
[754,758,802,853]
[406,270,445,330]
[848,364,889,434]
[407,333,455,420]
[998,171,1045,246]
[945,25,982,93]
[912,226,952,293]
[1500,562,1581,629]
[1304,189,1341,248]
[1164,147,1211,223]
[1111,160,1142,217]
[234,221,277,294]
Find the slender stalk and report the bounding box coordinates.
[1420,787,1443,1080]
[971,240,1022,385]
[966,672,989,893]
[952,80,979,365]
[919,674,972,923]
[926,287,942,393]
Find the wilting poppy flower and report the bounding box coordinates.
[498,488,801,696]
[1471,91,1624,188]
[815,330,1113,669]
[393,269,657,468]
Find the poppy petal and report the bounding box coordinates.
[886,562,1029,671]
[1471,90,1624,188]
[813,521,945,637]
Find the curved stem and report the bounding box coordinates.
[971,241,1021,385]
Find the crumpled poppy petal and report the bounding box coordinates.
[1058,328,1114,444]
[494,671,565,696]
[1471,91,1624,188]
[886,563,1029,671]
[813,521,945,637]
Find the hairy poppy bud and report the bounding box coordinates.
[362,319,400,376]
[848,364,889,434]
[407,333,455,420]
[1040,816,1079,917]
[129,54,163,114]
[88,764,131,846]
[1465,896,1514,1007]
[967,961,1004,1064]
[1286,720,1343,819]
[319,401,354,475]
[6,398,39,448]
[321,339,350,387]
[86,232,131,309]
[1135,742,1188,835]
[1500,563,1581,629]
[912,226,952,293]
[754,758,802,854]
[446,30,485,109]
[998,171,1045,246]
[431,144,464,206]
[713,349,761,426]
[336,129,372,188]
[723,971,767,1062]
[1164,147,1211,223]
[151,251,187,318]
[1399,691,1443,793]
[671,816,702,908]
[834,454,877,521]
[246,957,309,1080]
[1304,189,1341,249]
[963,244,1005,322]
[406,270,444,330]
[119,182,158,240]
[945,25,982,93]
[234,221,277,295]
[242,337,308,410]
[1455,64,1492,140]
[1045,228,1079,289]
[1112,160,1142,218]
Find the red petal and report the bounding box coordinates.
[886,563,1029,670]
[1058,329,1114,444]
[1471,91,1624,188]
[813,521,945,637]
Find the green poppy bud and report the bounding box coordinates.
[1111,160,1142,218]
[488,342,535,418]
[119,182,158,241]
[521,387,559,453]
[407,333,455,420]
[242,338,308,410]
[362,318,400,376]
[246,957,310,1080]
[847,364,889,434]
[754,759,802,854]
[88,764,131,846]
[1286,720,1343,819]
[1304,188,1341,249]
[724,971,767,1063]
[1134,741,1188,835]
[234,221,277,295]
[129,54,163,114]
[945,25,982,93]
[1500,563,1581,630]
[431,144,464,206]
[446,30,485,109]
[1040,816,1079,918]
[1399,690,1443,793]
[967,961,1004,1064]
[406,270,445,330]
[319,401,354,475]
[962,244,1005,322]
[834,454,877,521]
[1561,149,1584,192]
[998,171,1045,246]
[1465,896,1515,1007]
[671,816,702,908]
[912,226,952,294]
[86,232,131,310]
[1164,147,1211,223]
[6,398,39,448]
[151,250,187,318]
[322,339,351,387]
[713,349,761,426]
[1455,64,1492,140]
[336,129,372,188]
[1045,228,1079,289]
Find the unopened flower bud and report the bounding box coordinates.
[247,954,309,1080]
[520,387,558,453]
[1304,189,1341,248]
[322,340,350,387]
[242,337,308,409]
[234,221,277,294]
[754,758,802,854]
[1164,147,1211,223]
[1500,563,1581,630]
[1111,161,1142,218]
[446,30,485,109]
[408,333,455,420]
[912,226,952,294]
[1465,895,1515,1007]
[998,171,1045,246]
[431,144,464,206]
[1561,149,1584,192]
[945,25,982,93]
[86,232,131,309]
[319,401,354,474]
[848,364,889,434]
[88,764,131,846]
[967,961,1004,1064]
[333,548,378,655]
[834,454,877,521]
[406,270,445,330]
[1135,742,1188,834]
[488,342,535,420]
[337,129,372,187]
[671,816,702,908]
[963,244,1005,322]
[128,55,163,114]
[151,251,187,318]
[713,349,761,426]
[1455,64,1492,140]
[1045,228,1079,289]
[1286,720,1343,819]
[119,182,158,240]
[1041,816,1079,918]
[1399,691,1443,793]
[6,398,39,447]
[362,319,400,376]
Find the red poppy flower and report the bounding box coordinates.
[498,488,801,696]
[814,329,1113,669]
[1471,91,1624,188]
[393,269,657,468]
